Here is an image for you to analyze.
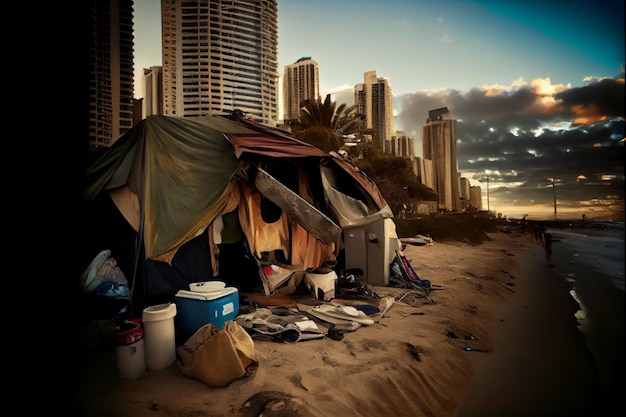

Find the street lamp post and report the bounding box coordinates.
[486,176,490,213]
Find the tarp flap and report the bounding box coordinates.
[320,159,388,212]
[319,160,393,227]
[83,123,143,202]
[222,115,329,159]
[85,116,239,260]
[141,116,239,259]
[321,172,371,226]
[254,167,341,244]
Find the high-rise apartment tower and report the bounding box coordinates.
[470,186,483,211]
[88,0,135,148]
[354,70,394,149]
[283,57,319,123]
[161,0,279,125]
[143,66,163,118]
[422,107,461,212]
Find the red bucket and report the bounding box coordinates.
[115,318,143,345]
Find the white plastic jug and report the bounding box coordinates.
[142,303,177,370]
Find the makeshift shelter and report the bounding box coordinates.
[82,112,398,314]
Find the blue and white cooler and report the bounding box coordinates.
[174,282,239,345]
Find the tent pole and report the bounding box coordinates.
[130,210,144,317]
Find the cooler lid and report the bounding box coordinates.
[175,287,238,301]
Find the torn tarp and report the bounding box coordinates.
[389,251,431,292]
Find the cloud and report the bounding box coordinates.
[398,78,575,140]
[555,78,625,122]
[396,77,625,216]
[437,16,452,43]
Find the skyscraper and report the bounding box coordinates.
[422,107,461,212]
[143,66,163,118]
[354,70,394,149]
[161,0,279,125]
[88,0,135,148]
[390,131,415,158]
[470,185,483,211]
[283,57,319,123]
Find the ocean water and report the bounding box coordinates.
[550,224,625,290]
[547,221,625,406]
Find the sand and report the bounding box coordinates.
[455,234,604,417]
[70,230,611,417]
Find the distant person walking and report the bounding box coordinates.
[543,231,553,264]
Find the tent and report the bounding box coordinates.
[82,111,396,314]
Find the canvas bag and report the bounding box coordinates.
[177,320,258,387]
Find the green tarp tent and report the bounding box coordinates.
[82,112,394,313]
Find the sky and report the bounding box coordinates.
[132,0,625,221]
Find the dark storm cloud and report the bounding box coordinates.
[555,78,625,119]
[396,78,625,210]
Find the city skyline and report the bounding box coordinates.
[132,0,624,220]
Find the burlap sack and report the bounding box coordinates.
[177,321,258,387]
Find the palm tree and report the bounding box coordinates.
[299,94,361,135]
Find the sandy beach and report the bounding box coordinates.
[70,228,622,416]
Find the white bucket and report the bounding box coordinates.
[142,303,177,371]
[305,271,337,301]
[116,339,146,379]
[115,319,146,379]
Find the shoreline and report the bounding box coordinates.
[455,240,606,416]
[547,226,625,414]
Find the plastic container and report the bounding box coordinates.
[305,270,338,301]
[142,303,177,371]
[174,287,239,344]
[115,318,146,379]
[343,218,400,285]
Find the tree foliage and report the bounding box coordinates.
[297,125,341,153]
[299,94,361,135]
[289,94,362,153]
[352,144,438,212]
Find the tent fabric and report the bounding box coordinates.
[254,167,341,244]
[83,112,393,307]
[85,116,239,262]
[85,113,390,261]
[238,182,291,259]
